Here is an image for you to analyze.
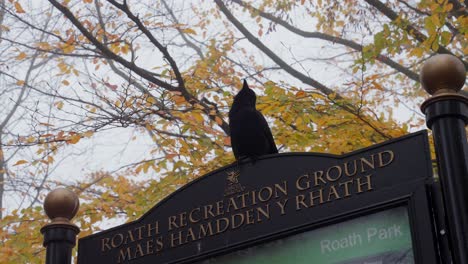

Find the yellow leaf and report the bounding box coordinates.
[16,80,25,86]
[142,161,153,173]
[62,80,70,86]
[182,28,197,35]
[36,42,52,50]
[82,131,94,138]
[14,2,26,13]
[16,52,27,60]
[55,101,64,110]
[62,43,75,54]
[58,62,69,74]
[146,97,156,104]
[68,134,81,144]
[13,160,28,166]
[193,112,204,123]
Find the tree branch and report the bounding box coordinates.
[161,0,205,59]
[231,0,420,82]
[48,0,231,134]
[364,0,468,69]
[214,0,338,97]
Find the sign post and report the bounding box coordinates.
[420,54,468,264]
[41,188,80,264]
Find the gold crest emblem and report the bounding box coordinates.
[224,170,244,196]
[226,170,240,185]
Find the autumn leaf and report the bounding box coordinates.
[13,160,28,166]
[215,116,223,126]
[62,43,75,54]
[173,95,185,104]
[68,134,81,144]
[166,153,177,159]
[223,137,231,146]
[193,112,204,123]
[14,2,26,13]
[182,28,196,35]
[105,82,118,90]
[295,91,306,98]
[55,101,64,110]
[16,52,27,60]
[82,131,94,138]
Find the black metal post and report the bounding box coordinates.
[41,188,80,264]
[420,54,468,264]
[42,225,80,264]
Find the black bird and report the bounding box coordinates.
[229,80,278,160]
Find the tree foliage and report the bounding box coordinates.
[0,0,466,262]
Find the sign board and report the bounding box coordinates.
[198,206,414,264]
[78,131,439,263]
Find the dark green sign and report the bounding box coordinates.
[77,131,439,263]
[199,206,413,264]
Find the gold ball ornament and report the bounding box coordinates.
[43,188,79,222]
[420,54,466,95]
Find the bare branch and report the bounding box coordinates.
[214,0,337,97]
[231,0,420,82]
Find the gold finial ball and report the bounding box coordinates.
[43,188,79,221]
[420,54,466,95]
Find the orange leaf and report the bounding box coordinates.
[16,80,25,86]
[295,91,306,98]
[166,153,177,159]
[62,80,70,86]
[173,95,185,104]
[215,116,223,125]
[14,2,26,13]
[13,160,28,166]
[68,134,81,144]
[16,52,27,60]
[223,137,231,146]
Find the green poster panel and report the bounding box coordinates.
[199,206,414,264]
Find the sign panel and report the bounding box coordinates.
[77,131,437,264]
[198,206,414,264]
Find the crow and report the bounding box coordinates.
[229,80,278,161]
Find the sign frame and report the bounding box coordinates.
[77,131,440,264]
[189,180,438,264]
